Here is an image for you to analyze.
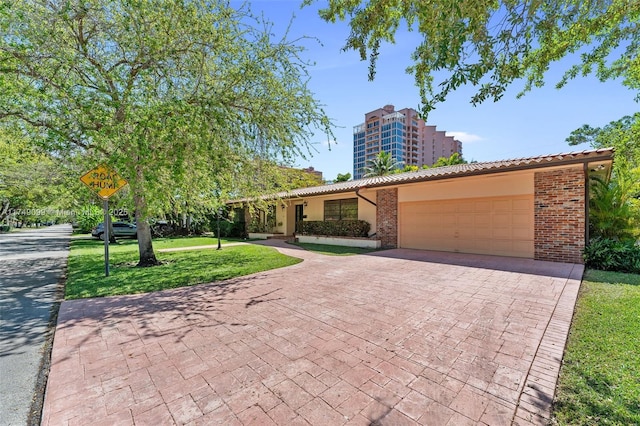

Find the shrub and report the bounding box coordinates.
[589,171,640,240]
[76,205,103,233]
[583,237,640,273]
[215,219,245,238]
[297,220,370,237]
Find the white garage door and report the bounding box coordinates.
[399,195,534,258]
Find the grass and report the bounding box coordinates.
[65,237,301,299]
[553,269,640,425]
[151,236,247,249]
[289,242,378,256]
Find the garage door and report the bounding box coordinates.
[399,195,534,258]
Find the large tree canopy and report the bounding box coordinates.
[0,128,62,224]
[1,0,332,265]
[313,0,639,114]
[567,112,640,169]
[567,114,640,240]
[0,125,124,227]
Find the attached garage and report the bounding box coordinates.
[399,195,534,258]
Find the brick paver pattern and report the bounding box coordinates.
[41,241,583,425]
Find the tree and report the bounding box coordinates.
[0,127,70,226]
[396,165,418,173]
[285,167,325,189]
[588,171,640,241]
[567,114,640,241]
[363,151,401,176]
[1,0,331,266]
[312,0,639,115]
[430,153,467,168]
[335,172,351,182]
[567,113,640,171]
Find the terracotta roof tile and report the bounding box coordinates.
[242,148,614,201]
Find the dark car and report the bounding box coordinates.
[91,222,137,239]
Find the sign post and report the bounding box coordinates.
[80,164,128,277]
[103,199,110,276]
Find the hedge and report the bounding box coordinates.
[297,220,370,238]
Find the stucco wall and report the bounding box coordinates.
[274,205,287,234]
[291,190,377,236]
[398,172,534,202]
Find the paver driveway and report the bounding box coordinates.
[42,241,583,425]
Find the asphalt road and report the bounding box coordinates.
[0,225,71,426]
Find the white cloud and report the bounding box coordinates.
[446,131,484,143]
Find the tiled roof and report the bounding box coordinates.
[253,148,614,201]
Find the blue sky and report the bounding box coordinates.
[248,1,639,182]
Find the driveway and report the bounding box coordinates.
[41,241,582,425]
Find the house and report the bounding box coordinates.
[241,149,613,264]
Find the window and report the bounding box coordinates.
[324,198,358,221]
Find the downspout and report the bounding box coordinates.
[584,162,589,245]
[355,187,377,207]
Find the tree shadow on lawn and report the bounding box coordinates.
[554,370,640,425]
[583,269,640,286]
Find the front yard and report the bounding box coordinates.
[65,237,301,299]
[553,269,640,425]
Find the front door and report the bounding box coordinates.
[295,204,304,233]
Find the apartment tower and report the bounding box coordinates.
[353,105,463,179]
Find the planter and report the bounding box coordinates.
[248,232,279,240]
[297,235,381,249]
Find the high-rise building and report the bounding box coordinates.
[353,105,463,179]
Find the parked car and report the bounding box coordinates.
[91,222,137,239]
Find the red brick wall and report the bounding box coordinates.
[376,188,398,248]
[534,167,585,263]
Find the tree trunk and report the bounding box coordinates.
[133,186,160,267]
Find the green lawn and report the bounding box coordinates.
[152,236,246,249]
[289,242,379,256]
[553,269,640,425]
[65,237,301,299]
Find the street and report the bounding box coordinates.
[0,225,71,425]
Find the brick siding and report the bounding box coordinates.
[376,188,398,248]
[534,167,585,263]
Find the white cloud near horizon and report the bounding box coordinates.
[446,131,484,143]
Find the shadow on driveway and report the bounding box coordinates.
[42,242,583,425]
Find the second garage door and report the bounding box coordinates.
[399,195,534,258]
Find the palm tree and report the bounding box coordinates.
[588,167,640,240]
[363,151,401,177]
[432,152,467,167]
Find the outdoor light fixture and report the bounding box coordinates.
[303,201,308,207]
